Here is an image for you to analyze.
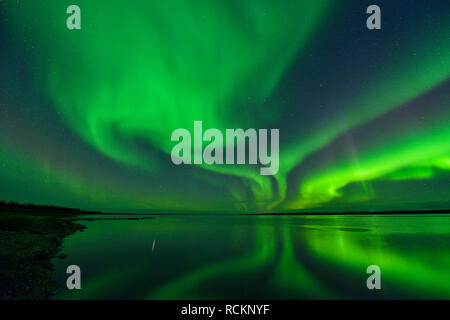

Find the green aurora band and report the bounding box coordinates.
[0,0,449,212]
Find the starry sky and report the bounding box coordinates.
[0,0,449,213]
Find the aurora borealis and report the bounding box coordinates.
[0,0,449,213]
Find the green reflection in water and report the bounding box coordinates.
[53,215,450,299]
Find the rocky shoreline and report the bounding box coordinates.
[0,212,86,299]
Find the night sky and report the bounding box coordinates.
[0,0,449,213]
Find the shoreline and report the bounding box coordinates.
[0,211,85,300]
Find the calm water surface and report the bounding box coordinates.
[52,214,450,299]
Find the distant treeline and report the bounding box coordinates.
[0,201,99,213]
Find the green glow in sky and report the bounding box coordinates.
[1,0,449,212]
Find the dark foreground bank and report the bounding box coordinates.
[0,210,86,299]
